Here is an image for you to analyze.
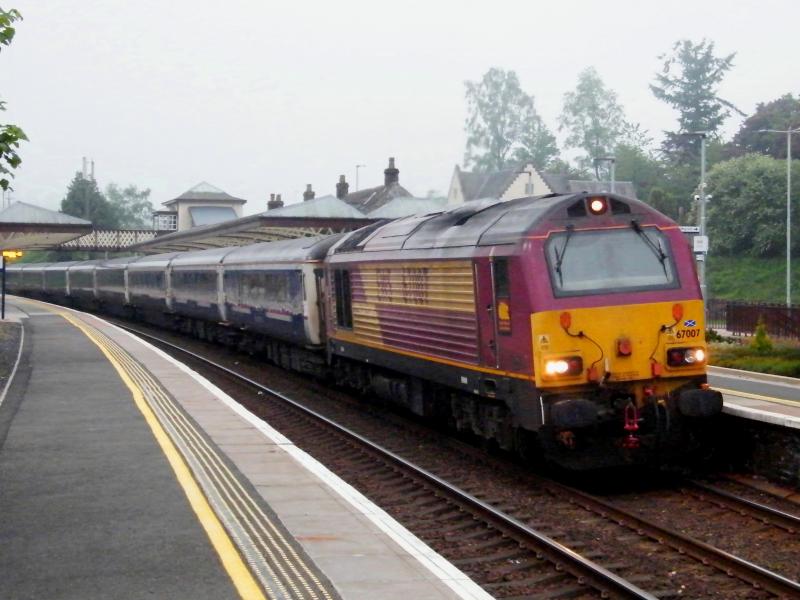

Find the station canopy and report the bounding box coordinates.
[127,210,378,254]
[0,201,93,251]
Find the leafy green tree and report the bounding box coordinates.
[464,68,559,171]
[728,94,800,159]
[546,158,591,180]
[106,183,154,229]
[706,154,800,257]
[0,7,26,191]
[646,187,682,221]
[651,39,743,160]
[613,143,664,201]
[61,172,120,228]
[510,110,559,170]
[559,67,628,168]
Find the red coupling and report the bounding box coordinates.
[622,402,641,449]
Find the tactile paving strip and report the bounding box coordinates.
[60,310,340,600]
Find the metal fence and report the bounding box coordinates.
[706,298,800,339]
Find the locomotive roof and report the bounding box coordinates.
[333,192,660,253]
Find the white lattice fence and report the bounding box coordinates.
[60,229,158,250]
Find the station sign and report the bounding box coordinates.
[693,235,709,253]
[679,226,700,234]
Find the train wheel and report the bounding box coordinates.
[515,428,543,466]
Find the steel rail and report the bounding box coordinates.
[536,477,800,598]
[120,324,656,600]
[687,480,800,532]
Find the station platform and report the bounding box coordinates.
[0,298,491,600]
[709,366,800,429]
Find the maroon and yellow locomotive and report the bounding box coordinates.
[325,192,721,468]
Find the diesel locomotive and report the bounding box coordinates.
[8,192,722,469]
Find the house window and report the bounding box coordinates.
[334,270,352,329]
[154,213,178,231]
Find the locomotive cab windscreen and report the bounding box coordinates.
[544,224,680,296]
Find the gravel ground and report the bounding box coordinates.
[0,321,22,393]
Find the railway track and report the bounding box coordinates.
[120,323,800,599]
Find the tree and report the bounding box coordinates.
[546,158,591,180]
[613,142,664,201]
[559,67,628,168]
[464,68,558,172]
[646,187,679,220]
[706,154,800,257]
[0,7,26,191]
[651,39,744,160]
[106,183,154,229]
[61,172,120,228]
[728,94,800,159]
[510,107,559,170]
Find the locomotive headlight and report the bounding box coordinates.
[545,359,569,375]
[666,347,706,367]
[588,197,608,215]
[686,348,706,363]
[544,356,583,377]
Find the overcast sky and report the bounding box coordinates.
[3,0,798,215]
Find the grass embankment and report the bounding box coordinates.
[708,255,800,303]
[706,257,800,376]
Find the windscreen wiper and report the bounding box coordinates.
[630,220,669,279]
[553,224,574,286]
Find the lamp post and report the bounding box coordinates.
[355,164,366,192]
[758,126,800,307]
[679,132,708,300]
[593,156,616,193]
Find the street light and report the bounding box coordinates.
[355,164,366,192]
[758,126,800,307]
[679,132,709,300]
[593,156,616,193]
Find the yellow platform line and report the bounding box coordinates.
[715,386,800,409]
[57,309,268,600]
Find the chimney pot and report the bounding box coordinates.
[336,175,350,199]
[303,184,315,202]
[384,156,399,186]
[267,192,284,210]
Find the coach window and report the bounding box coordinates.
[493,258,511,335]
[334,269,353,329]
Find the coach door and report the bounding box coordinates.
[314,268,328,343]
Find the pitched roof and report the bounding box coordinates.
[163,181,247,206]
[367,196,448,219]
[0,201,91,225]
[265,195,366,219]
[456,167,521,201]
[342,182,413,214]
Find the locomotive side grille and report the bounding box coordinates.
[349,261,480,363]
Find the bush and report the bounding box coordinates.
[750,318,773,353]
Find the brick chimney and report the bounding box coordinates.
[336,175,349,199]
[303,184,315,202]
[267,193,284,210]
[384,157,399,186]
